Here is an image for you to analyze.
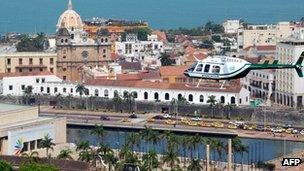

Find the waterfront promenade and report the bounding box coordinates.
[40,106,304,142]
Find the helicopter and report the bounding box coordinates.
[184,53,304,88]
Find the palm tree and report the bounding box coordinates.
[40,134,55,158]
[126,132,141,152]
[57,149,73,160]
[179,136,190,168]
[162,147,180,170]
[112,90,122,112]
[103,152,118,171]
[75,83,87,108]
[78,150,93,163]
[207,95,217,118]
[21,151,39,163]
[119,145,132,160]
[188,158,203,171]
[158,52,174,66]
[141,150,160,171]
[140,126,153,152]
[208,138,224,167]
[224,104,234,119]
[231,138,249,171]
[76,140,90,152]
[91,124,106,144]
[124,91,137,113]
[190,134,204,158]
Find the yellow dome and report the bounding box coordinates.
[57,0,83,30]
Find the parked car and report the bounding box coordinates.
[191,117,202,121]
[163,114,172,119]
[129,114,138,119]
[292,129,299,134]
[256,125,265,131]
[100,116,110,120]
[300,129,304,135]
[271,127,283,133]
[283,123,293,129]
[153,115,164,120]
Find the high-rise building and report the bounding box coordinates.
[56,0,112,82]
[275,28,304,108]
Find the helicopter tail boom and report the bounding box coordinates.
[295,55,304,77]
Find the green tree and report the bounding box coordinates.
[21,151,39,163]
[19,162,58,171]
[76,140,90,152]
[91,124,106,144]
[16,33,48,52]
[158,52,174,66]
[203,21,224,34]
[126,132,141,152]
[141,150,160,171]
[188,158,203,171]
[162,147,180,170]
[40,134,55,158]
[0,160,13,171]
[123,91,137,113]
[57,149,73,160]
[112,90,122,112]
[103,152,118,171]
[231,138,249,170]
[122,27,152,41]
[23,86,33,105]
[98,143,113,156]
[78,150,93,163]
[207,95,217,118]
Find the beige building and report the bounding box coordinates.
[56,0,112,82]
[0,52,57,74]
[0,103,66,156]
[237,22,293,51]
[275,31,304,108]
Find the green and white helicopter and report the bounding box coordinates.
[184,52,304,88]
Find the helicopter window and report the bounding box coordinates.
[204,64,210,73]
[195,64,204,72]
[211,65,221,74]
[188,62,197,72]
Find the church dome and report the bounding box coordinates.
[57,0,83,31]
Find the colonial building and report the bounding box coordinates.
[56,0,112,82]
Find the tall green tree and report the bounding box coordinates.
[76,140,90,152]
[158,52,174,66]
[126,132,141,152]
[162,147,180,170]
[78,150,93,163]
[103,152,118,171]
[122,27,152,41]
[207,95,217,118]
[112,90,122,112]
[57,149,73,160]
[141,150,160,171]
[91,124,106,144]
[188,158,203,171]
[40,134,55,158]
[123,91,137,113]
[23,86,33,105]
[16,33,48,52]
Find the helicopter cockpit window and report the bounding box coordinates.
[195,64,204,72]
[188,62,197,72]
[204,64,210,73]
[211,65,221,74]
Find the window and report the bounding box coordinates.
[178,94,182,100]
[154,93,159,100]
[50,68,54,73]
[63,88,66,93]
[63,76,67,81]
[188,94,193,102]
[30,140,35,151]
[7,68,11,73]
[65,39,68,43]
[123,91,129,98]
[103,55,106,58]
[47,87,50,93]
[54,87,58,93]
[95,89,99,96]
[133,92,138,98]
[165,93,170,100]
[36,78,39,83]
[19,68,22,72]
[61,39,64,43]
[39,58,43,65]
[104,89,109,97]
[22,142,29,152]
[9,85,13,90]
[42,78,45,83]
[7,58,11,65]
[105,38,108,42]
[63,68,67,71]
[29,68,33,72]
[19,58,23,65]
[37,139,43,149]
[231,97,236,104]
[103,49,106,53]
[204,64,210,73]
[144,92,148,100]
[220,96,225,103]
[195,64,204,72]
[200,95,204,102]
[21,85,25,90]
[239,98,242,104]
[212,65,221,74]
[39,68,43,72]
[29,58,33,65]
[41,87,44,92]
[50,58,54,65]
[70,88,73,93]
[63,56,66,59]
[101,38,104,42]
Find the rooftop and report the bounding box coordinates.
[0,103,31,113]
[0,71,53,79]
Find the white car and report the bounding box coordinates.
[300,130,304,135]
[163,114,172,119]
[292,129,299,134]
[191,117,202,121]
[271,128,283,133]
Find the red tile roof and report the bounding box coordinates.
[244,45,276,52]
[85,79,242,93]
[159,65,189,77]
[0,71,53,79]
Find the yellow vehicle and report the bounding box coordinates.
[285,128,293,134]
[165,119,176,125]
[243,124,254,130]
[212,122,224,128]
[200,122,211,127]
[122,118,130,122]
[181,117,190,124]
[265,125,272,132]
[147,117,155,123]
[188,121,198,126]
[227,124,237,129]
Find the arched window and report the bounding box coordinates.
[188,94,193,102]
[123,91,129,98]
[178,94,182,100]
[105,38,108,42]
[200,95,204,102]
[101,38,104,42]
[231,97,235,104]
[144,92,148,100]
[61,39,64,43]
[220,96,225,104]
[133,92,138,99]
[65,39,68,43]
[154,93,159,100]
[95,89,99,96]
[165,93,170,100]
[104,89,109,97]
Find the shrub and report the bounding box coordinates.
[0,160,13,171]
[19,162,59,171]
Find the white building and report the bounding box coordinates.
[1,73,250,106]
[223,20,240,34]
[275,34,304,108]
